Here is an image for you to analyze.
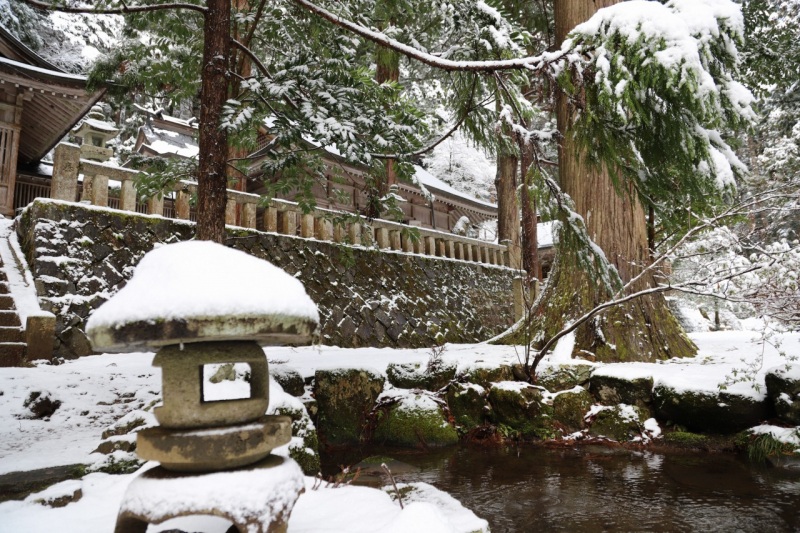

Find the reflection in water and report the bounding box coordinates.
[322,446,800,532]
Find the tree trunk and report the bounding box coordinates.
[196,0,231,243]
[495,151,521,268]
[519,139,541,280]
[375,44,400,217]
[496,0,696,364]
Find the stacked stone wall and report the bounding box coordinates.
[17,200,517,358]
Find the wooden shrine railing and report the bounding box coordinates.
[46,143,513,268]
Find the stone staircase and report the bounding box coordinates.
[0,253,25,366]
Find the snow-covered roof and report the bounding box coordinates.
[412,165,496,210]
[538,221,554,248]
[138,123,199,159]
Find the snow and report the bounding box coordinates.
[85,240,320,333]
[592,330,800,400]
[1,328,798,530]
[0,219,54,327]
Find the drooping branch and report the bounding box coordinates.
[20,0,207,15]
[289,0,565,72]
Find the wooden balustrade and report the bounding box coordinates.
[48,145,513,268]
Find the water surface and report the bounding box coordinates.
[323,446,800,532]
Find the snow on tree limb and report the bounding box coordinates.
[288,0,565,72]
[19,0,207,15]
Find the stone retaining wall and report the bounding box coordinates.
[17,200,518,358]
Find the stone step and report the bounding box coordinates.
[0,327,22,343]
[0,343,26,366]
[0,294,14,311]
[0,311,21,327]
[0,281,8,294]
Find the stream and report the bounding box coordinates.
[322,445,800,532]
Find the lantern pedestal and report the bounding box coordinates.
[114,455,305,533]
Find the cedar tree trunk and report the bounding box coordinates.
[497,0,696,364]
[196,0,231,243]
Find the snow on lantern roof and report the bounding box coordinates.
[86,241,320,352]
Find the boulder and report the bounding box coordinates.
[586,404,647,442]
[588,373,653,410]
[373,390,458,448]
[538,365,594,392]
[314,368,383,447]
[274,405,321,475]
[445,382,487,432]
[386,360,456,391]
[653,384,769,433]
[553,387,594,432]
[23,391,61,419]
[765,364,800,425]
[461,365,514,389]
[487,381,554,439]
[272,365,306,397]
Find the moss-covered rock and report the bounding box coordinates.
[653,384,770,433]
[373,390,458,448]
[272,365,306,397]
[273,405,321,475]
[314,368,384,447]
[552,387,594,432]
[461,365,514,389]
[538,365,594,392]
[588,373,654,409]
[765,364,800,425]
[386,360,456,391]
[663,430,710,449]
[445,382,487,433]
[488,381,555,440]
[586,404,647,442]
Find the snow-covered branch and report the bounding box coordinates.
[19,0,207,15]
[289,0,565,73]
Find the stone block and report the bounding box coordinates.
[314,368,383,447]
[152,342,269,429]
[136,415,292,472]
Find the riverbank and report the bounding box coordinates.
[0,326,798,531]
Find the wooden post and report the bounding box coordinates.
[315,217,333,241]
[264,206,278,232]
[375,227,389,249]
[402,233,415,253]
[147,195,164,216]
[120,179,137,212]
[80,174,94,203]
[424,236,436,256]
[348,222,361,244]
[175,190,191,219]
[242,202,257,229]
[225,199,237,225]
[92,174,109,207]
[280,210,297,235]
[301,213,314,238]
[333,222,345,243]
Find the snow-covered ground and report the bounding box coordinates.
[1,326,799,532]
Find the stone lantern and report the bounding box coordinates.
[73,104,119,162]
[86,241,320,533]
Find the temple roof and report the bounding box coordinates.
[0,25,105,164]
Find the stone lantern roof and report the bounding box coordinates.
[86,240,320,352]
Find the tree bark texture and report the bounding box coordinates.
[196,0,231,243]
[497,0,696,363]
[495,151,521,269]
[519,139,541,280]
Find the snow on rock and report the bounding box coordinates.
[86,240,319,331]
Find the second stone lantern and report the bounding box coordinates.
[86,240,320,533]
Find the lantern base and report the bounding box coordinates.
[136,415,292,472]
[114,454,304,533]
